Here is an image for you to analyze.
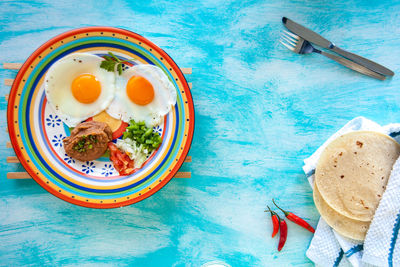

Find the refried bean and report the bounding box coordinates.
[63,121,112,161]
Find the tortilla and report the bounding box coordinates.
[313,183,369,240]
[315,131,400,222]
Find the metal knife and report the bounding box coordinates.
[282,17,394,76]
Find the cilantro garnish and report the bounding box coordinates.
[100,52,128,75]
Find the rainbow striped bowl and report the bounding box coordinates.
[7,27,194,208]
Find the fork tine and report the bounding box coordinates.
[279,39,295,51]
[283,30,299,40]
[281,31,298,44]
[281,34,297,47]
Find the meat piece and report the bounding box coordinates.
[63,121,112,161]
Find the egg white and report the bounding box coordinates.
[106,64,177,127]
[44,53,115,127]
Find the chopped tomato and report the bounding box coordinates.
[108,142,135,176]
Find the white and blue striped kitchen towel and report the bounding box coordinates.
[303,117,400,267]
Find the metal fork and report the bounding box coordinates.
[280,30,385,80]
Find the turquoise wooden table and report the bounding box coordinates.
[1,0,399,266]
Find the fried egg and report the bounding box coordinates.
[44,53,115,127]
[106,64,177,127]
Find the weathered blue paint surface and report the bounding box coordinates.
[0,0,399,266]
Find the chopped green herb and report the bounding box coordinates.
[144,128,152,137]
[99,52,130,75]
[74,135,98,153]
[122,119,162,151]
[117,63,123,75]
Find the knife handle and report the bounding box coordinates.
[320,51,386,80]
[331,46,394,76]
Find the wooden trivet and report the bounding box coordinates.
[4,63,192,179]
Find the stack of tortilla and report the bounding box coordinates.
[314,131,400,240]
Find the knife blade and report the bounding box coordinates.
[282,17,394,76]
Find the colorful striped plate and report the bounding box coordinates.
[7,27,194,208]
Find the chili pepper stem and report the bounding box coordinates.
[264,205,277,216]
[272,198,290,216]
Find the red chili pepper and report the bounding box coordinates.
[278,216,287,251]
[273,199,315,233]
[265,206,280,237]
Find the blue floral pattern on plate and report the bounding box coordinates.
[101,163,114,177]
[46,114,61,128]
[82,161,95,174]
[51,134,65,147]
[153,125,162,136]
[63,154,75,164]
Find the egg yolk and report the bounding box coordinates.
[71,74,101,104]
[126,76,154,105]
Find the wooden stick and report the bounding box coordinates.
[5,79,13,86]
[171,171,191,178]
[7,172,30,179]
[3,63,192,74]
[7,155,191,164]
[7,171,191,179]
[6,156,19,163]
[3,63,22,69]
[5,77,193,88]
[5,82,191,101]
[180,68,192,74]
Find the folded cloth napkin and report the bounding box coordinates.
[303,117,400,267]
